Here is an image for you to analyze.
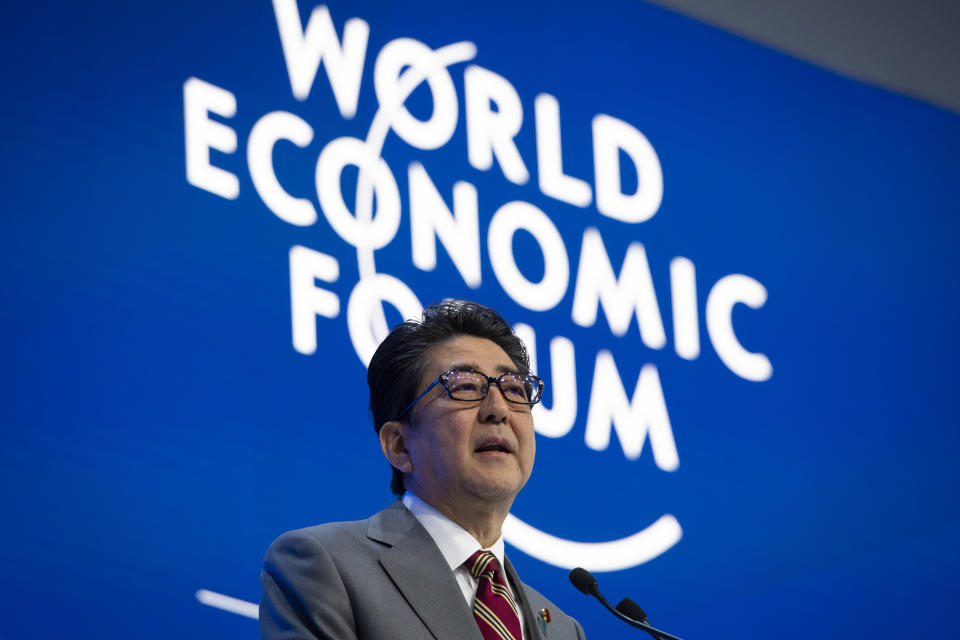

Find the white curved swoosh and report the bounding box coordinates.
[503,513,682,572]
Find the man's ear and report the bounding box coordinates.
[379,420,414,473]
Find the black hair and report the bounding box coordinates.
[367,299,530,494]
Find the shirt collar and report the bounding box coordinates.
[401,492,506,572]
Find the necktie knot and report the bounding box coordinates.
[466,550,502,582]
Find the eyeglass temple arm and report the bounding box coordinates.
[392,377,442,421]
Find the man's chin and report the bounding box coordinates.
[466,477,526,504]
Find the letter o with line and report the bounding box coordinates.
[315,136,401,250]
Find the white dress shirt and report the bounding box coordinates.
[402,492,528,638]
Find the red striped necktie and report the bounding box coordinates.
[465,550,523,640]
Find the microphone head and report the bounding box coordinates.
[569,567,599,595]
[616,597,648,623]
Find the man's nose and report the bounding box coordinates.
[478,382,510,422]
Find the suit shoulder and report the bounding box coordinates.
[260,518,380,639]
[269,518,369,545]
[264,500,410,565]
[264,518,371,563]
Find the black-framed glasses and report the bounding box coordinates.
[392,369,545,421]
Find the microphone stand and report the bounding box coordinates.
[590,588,683,640]
[569,568,683,640]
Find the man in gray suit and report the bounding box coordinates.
[260,300,586,639]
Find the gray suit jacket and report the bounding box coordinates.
[260,501,586,640]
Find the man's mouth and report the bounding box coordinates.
[475,438,512,454]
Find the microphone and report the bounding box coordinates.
[569,567,599,596]
[617,598,649,623]
[617,598,656,639]
[568,568,683,640]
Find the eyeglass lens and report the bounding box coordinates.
[444,370,540,403]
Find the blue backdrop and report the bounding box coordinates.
[3,1,959,638]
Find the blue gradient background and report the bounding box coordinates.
[2,1,958,638]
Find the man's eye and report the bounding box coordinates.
[448,373,484,394]
[501,380,528,398]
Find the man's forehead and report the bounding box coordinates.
[423,336,518,377]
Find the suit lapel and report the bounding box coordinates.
[504,556,548,640]
[369,502,484,640]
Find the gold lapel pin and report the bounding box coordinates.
[538,608,552,634]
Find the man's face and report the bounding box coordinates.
[400,335,536,512]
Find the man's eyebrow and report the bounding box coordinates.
[448,362,519,375]
[449,362,481,372]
